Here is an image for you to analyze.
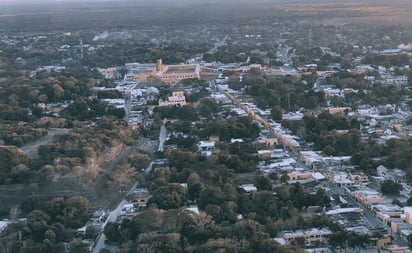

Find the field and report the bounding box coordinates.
[1,0,412,32]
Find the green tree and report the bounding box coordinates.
[255,174,272,191]
[271,105,283,121]
[63,196,90,228]
[181,212,220,244]
[104,222,122,243]
[381,180,402,195]
[198,98,219,117]
[151,183,187,210]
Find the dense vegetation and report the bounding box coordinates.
[0,196,91,253]
[103,148,332,252]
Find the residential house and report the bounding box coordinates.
[159,91,186,107]
[354,189,384,206]
[197,141,215,156]
[275,228,332,246]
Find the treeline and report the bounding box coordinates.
[0,123,48,147]
[81,42,210,67]
[0,196,91,253]
[240,73,325,111]
[362,53,410,67]
[198,116,260,142]
[0,146,29,184]
[63,99,125,121]
[0,68,97,107]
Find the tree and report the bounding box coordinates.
[255,174,272,191]
[381,180,402,195]
[0,146,29,173]
[104,222,122,243]
[271,106,283,121]
[21,196,43,214]
[26,210,51,242]
[198,98,219,117]
[328,231,347,252]
[63,196,90,228]
[151,183,187,210]
[181,212,220,244]
[69,238,89,253]
[187,172,202,201]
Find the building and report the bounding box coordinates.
[404,207,412,224]
[371,204,403,224]
[350,174,369,183]
[239,184,257,193]
[133,59,200,83]
[96,67,119,79]
[332,172,355,187]
[127,188,151,209]
[354,189,384,206]
[197,141,215,156]
[288,171,313,181]
[158,91,187,106]
[258,137,278,146]
[275,228,332,246]
[0,221,9,234]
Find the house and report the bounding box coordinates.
[350,174,369,183]
[275,228,332,246]
[401,183,412,198]
[127,188,151,209]
[327,107,351,116]
[404,207,412,224]
[391,218,412,234]
[377,165,407,183]
[371,204,403,224]
[257,150,272,159]
[332,172,354,187]
[231,138,244,144]
[288,171,312,181]
[258,137,278,146]
[159,91,186,106]
[197,141,215,156]
[0,221,9,234]
[354,189,384,206]
[377,165,388,177]
[239,184,257,193]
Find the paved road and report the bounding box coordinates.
[92,181,140,253]
[225,88,393,243]
[20,128,70,158]
[92,151,156,253]
[92,198,127,253]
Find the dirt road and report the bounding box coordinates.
[20,128,70,159]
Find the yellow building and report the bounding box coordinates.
[133,59,200,83]
[350,174,369,183]
[158,91,187,107]
[354,190,384,205]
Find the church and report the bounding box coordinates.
[133,59,200,84]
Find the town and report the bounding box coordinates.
[1,0,412,253]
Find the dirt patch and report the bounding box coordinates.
[20,128,70,159]
[0,135,159,213]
